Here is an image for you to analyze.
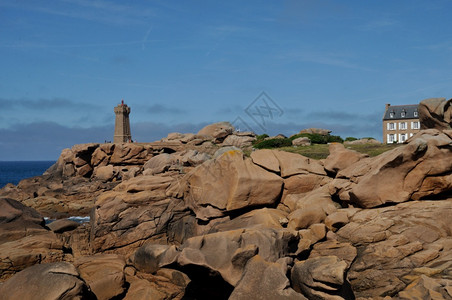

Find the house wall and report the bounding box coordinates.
[383,119,420,143]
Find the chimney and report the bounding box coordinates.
[385,103,391,110]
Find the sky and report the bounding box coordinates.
[2,0,452,160]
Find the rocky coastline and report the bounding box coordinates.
[1,101,452,299]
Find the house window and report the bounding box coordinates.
[412,121,420,129]
[400,122,407,130]
[389,111,395,118]
[388,134,395,143]
[401,109,406,118]
[400,134,407,142]
[414,111,418,117]
[388,122,395,130]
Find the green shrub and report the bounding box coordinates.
[253,138,292,149]
[253,134,269,145]
[326,135,344,143]
[345,137,358,142]
[361,137,376,140]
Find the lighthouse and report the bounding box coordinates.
[113,100,132,143]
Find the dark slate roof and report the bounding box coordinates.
[383,104,419,120]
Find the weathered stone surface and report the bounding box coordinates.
[324,143,368,175]
[324,211,349,232]
[209,208,288,232]
[47,219,80,233]
[74,254,126,300]
[336,199,452,298]
[397,275,452,300]
[310,240,357,268]
[0,262,93,300]
[197,121,234,140]
[222,134,256,147]
[343,138,381,145]
[291,256,353,300]
[330,130,452,208]
[282,173,331,201]
[124,269,190,300]
[176,228,298,286]
[292,137,311,146]
[230,255,307,299]
[252,150,326,178]
[179,150,283,220]
[0,198,66,281]
[143,153,173,175]
[418,97,452,130]
[91,175,191,253]
[286,186,340,230]
[92,165,117,181]
[0,232,65,281]
[299,128,332,135]
[0,198,45,243]
[250,149,281,173]
[129,244,179,274]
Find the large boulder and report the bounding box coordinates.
[251,149,326,178]
[74,254,126,300]
[335,199,452,298]
[323,143,368,175]
[299,128,332,135]
[0,198,65,281]
[230,255,307,299]
[176,228,298,286]
[0,197,45,243]
[90,175,192,253]
[222,134,256,148]
[197,121,234,141]
[123,269,190,300]
[292,137,311,146]
[291,256,353,300]
[0,262,94,300]
[418,97,452,130]
[285,186,340,230]
[179,150,283,220]
[330,129,452,208]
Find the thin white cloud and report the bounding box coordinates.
[0,0,154,26]
[278,51,373,71]
[360,19,397,32]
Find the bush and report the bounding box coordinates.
[253,138,292,149]
[361,137,376,140]
[326,135,344,143]
[345,137,358,142]
[290,133,343,144]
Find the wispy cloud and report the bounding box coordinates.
[0,0,154,26]
[360,19,397,32]
[0,98,100,110]
[144,104,184,115]
[278,51,372,71]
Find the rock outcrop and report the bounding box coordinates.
[3,120,452,299]
[419,97,452,130]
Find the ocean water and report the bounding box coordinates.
[0,161,56,188]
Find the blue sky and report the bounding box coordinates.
[2,0,452,160]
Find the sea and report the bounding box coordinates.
[0,161,90,223]
[0,161,56,189]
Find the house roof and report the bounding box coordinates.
[383,104,419,120]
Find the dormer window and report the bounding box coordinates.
[401,109,406,118]
[414,111,418,117]
[389,111,395,118]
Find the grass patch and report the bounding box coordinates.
[278,143,402,160]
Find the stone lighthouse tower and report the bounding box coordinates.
[114,100,132,143]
